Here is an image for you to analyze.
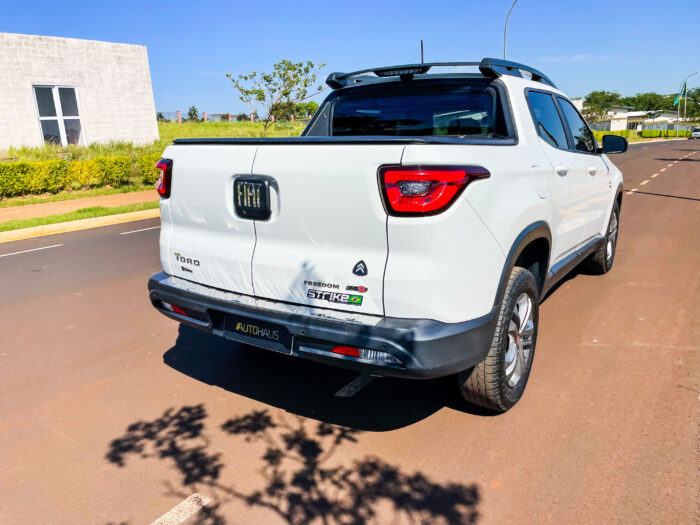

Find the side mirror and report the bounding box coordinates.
[601,134,628,154]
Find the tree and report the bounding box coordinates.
[582,90,621,122]
[683,87,700,124]
[236,112,249,122]
[187,106,199,121]
[620,92,673,112]
[294,101,319,118]
[227,60,326,135]
[156,112,166,122]
[269,100,296,121]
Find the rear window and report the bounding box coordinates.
[323,80,510,138]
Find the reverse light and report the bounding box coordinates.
[155,159,173,198]
[379,165,490,216]
[332,346,401,365]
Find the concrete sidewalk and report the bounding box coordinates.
[0,190,157,222]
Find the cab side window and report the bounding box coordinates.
[557,98,596,154]
[526,91,568,150]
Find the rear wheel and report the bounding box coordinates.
[458,266,539,412]
[583,201,619,274]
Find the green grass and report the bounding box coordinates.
[0,201,159,232]
[0,121,307,163]
[0,183,154,208]
[158,120,306,142]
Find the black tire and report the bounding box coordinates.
[582,201,619,275]
[458,266,539,412]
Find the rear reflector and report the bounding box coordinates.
[332,346,401,364]
[155,159,173,198]
[379,165,489,216]
[332,346,360,358]
[161,301,187,317]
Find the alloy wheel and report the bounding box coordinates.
[504,293,534,388]
[606,211,618,263]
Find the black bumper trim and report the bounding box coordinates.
[148,272,497,379]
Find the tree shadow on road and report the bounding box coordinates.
[162,325,496,432]
[106,405,480,524]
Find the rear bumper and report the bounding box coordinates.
[148,272,497,379]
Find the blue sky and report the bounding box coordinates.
[3,0,699,113]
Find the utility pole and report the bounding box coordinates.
[504,0,519,60]
[677,72,697,137]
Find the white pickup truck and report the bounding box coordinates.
[148,58,626,412]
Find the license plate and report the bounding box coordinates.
[234,177,270,220]
[223,314,293,354]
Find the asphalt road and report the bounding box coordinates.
[0,141,698,524]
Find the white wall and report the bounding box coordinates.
[0,33,158,150]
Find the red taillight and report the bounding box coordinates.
[332,346,360,358]
[379,165,489,216]
[155,159,173,198]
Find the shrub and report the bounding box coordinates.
[0,160,70,197]
[93,156,131,187]
[593,130,631,142]
[138,153,162,184]
[68,159,100,188]
[0,154,133,198]
[640,129,690,138]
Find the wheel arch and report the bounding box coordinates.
[494,221,552,304]
[615,184,623,212]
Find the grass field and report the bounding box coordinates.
[0,121,307,163]
[158,120,306,142]
[0,201,159,232]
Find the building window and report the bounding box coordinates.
[33,86,84,146]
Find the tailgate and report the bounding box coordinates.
[250,145,404,315]
[160,144,258,295]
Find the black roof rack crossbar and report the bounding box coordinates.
[325,58,556,89]
[478,58,557,88]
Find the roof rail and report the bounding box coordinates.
[478,58,556,88]
[325,58,556,89]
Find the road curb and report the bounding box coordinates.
[0,208,160,244]
[628,138,690,146]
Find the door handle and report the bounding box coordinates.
[555,165,568,176]
[587,166,598,176]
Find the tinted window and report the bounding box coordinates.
[35,87,56,117]
[40,120,61,144]
[330,81,509,138]
[63,119,82,144]
[58,88,79,117]
[527,91,568,149]
[558,97,596,153]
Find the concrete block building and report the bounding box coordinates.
[0,33,158,150]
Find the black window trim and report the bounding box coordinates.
[524,87,572,152]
